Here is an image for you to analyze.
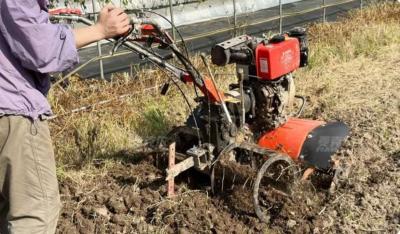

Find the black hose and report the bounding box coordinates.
[294,95,306,117]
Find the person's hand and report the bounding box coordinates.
[95,5,131,39]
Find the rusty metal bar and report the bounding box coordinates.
[165,157,195,181]
[167,142,176,198]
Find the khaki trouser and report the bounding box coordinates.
[0,116,60,234]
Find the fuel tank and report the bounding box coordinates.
[255,37,300,80]
[258,118,349,170]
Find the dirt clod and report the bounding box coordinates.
[287,219,297,228]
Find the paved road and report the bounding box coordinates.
[74,0,362,78]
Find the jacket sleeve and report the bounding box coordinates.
[0,0,79,73]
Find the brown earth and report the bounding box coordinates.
[57,154,327,234]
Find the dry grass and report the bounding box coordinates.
[307,2,400,68]
[295,41,400,231]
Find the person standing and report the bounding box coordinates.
[0,0,131,233]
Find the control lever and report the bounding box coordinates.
[200,53,233,125]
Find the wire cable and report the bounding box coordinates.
[142,9,190,58]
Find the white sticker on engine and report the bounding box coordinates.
[260,58,269,73]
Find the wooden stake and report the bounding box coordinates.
[167,142,176,198]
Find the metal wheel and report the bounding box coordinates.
[253,154,297,223]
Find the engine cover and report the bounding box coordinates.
[256,37,300,80]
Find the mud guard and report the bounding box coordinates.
[300,121,349,170]
[258,118,349,170]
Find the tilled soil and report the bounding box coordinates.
[57,122,400,234]
[57,155,332,234]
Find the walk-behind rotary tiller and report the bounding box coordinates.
[51,9,349,223]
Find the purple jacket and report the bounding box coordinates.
[0,0,79,119]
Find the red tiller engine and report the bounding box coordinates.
[210,28,310,132]
[207,28,348,170]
